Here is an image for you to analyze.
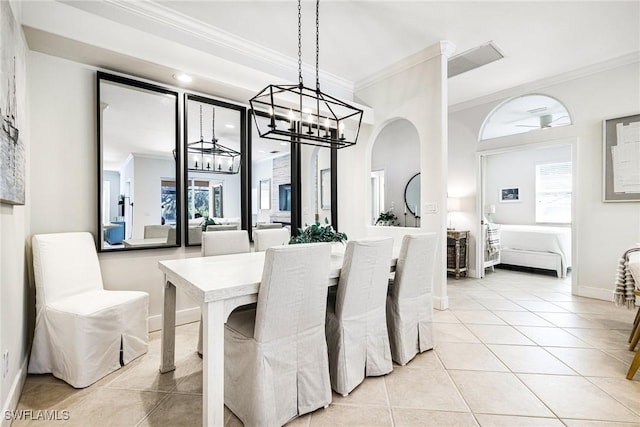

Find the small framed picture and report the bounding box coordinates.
[500,187,519,203]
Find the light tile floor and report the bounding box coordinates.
[13,269,640,426]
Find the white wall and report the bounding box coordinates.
[449,60,640,299]
[131,155,175,238]
[28,52,202,333]
[251,157,273,224]
[371,119,420,225]
[1,1,29,421]
[485,144,571,225]
[341,41,453,309]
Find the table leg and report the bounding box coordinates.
[160,279,176,373]
[202,300,225,427]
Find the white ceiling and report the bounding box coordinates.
[48,0,640,108]
[45,0,640,105]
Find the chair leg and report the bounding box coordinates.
[629,306,640,343]
[629,317,640,351]
[626,347,640,380]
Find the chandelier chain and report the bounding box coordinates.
[211,107,216,142]
[315,0,320,91]
[199,105,203,139]
[297,0,303,86]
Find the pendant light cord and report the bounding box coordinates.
[297,0,303,87]
[315,0,320,92]
[211,107,216,143]
[199,105,203,140]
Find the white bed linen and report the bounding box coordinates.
[499,224,571,272]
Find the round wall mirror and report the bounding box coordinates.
[404,173,420,216]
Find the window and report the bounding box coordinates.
[187,179,223,219]
[160,179,177,225]
[535,162,572,224]
[480,94,572,141]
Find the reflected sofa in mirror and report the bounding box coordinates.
[184,94,247,246]
[97,72,180,251]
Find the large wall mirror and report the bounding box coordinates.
[184,94,247,246]
[371,118,420,227]
[248,110,338,240]
[97,72,180,251]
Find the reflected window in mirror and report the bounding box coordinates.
[97,72,180,251]
[184,94,247,246]
[370,119,420,227]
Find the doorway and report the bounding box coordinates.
[477,139,578,295]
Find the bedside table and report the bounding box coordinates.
[447,230,469,279]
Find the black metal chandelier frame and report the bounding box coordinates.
[249,0,362,149]
[187,104,241,175]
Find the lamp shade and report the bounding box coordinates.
[447,197,461,212]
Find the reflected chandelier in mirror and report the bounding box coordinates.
[97,72,180,251]
[184,94,247,246]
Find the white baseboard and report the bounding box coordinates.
[468,269,479,279]
[576,285,614,302]
[148,306,201,332]
[1,355,28,427]
[433,296,449,311]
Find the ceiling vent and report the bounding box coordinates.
[448,42,504,78]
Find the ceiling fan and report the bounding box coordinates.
[516,114,570,128]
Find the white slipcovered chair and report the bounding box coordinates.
[198,230,251,355]
[386,233,438,366]
[225,243,332,426]
[325,237,394,396]
[201,230,250,256]
[253,227,290,252]
[29,232,149,388]
[143,224,171,239]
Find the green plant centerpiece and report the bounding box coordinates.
[289,219,348,244]
[375,210,398,226]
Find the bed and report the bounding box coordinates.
[497,224,571,278]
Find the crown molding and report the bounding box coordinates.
[449,51,640,113]
[100,0,355,96]
[354,40,456,93]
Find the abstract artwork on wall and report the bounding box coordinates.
[602,113,640,202]
[0,2,25,205]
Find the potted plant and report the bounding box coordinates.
[375,210,398,226]
[289,218,348,244]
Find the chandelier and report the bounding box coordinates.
[249,0,362,149]
[187,105,241,174]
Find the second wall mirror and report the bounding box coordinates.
[184,94,247,246]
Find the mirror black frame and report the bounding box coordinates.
[96,71,181,252]
[183,93,248,246]
[248,110,338,240]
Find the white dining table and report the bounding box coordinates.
[158,247,398,427]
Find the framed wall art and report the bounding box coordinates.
[603,113,640,202]
[500,187,520,203]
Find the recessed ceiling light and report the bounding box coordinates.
[173,73,192,83]
[225,124,235,129]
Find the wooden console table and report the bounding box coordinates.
[447,229,469,279]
